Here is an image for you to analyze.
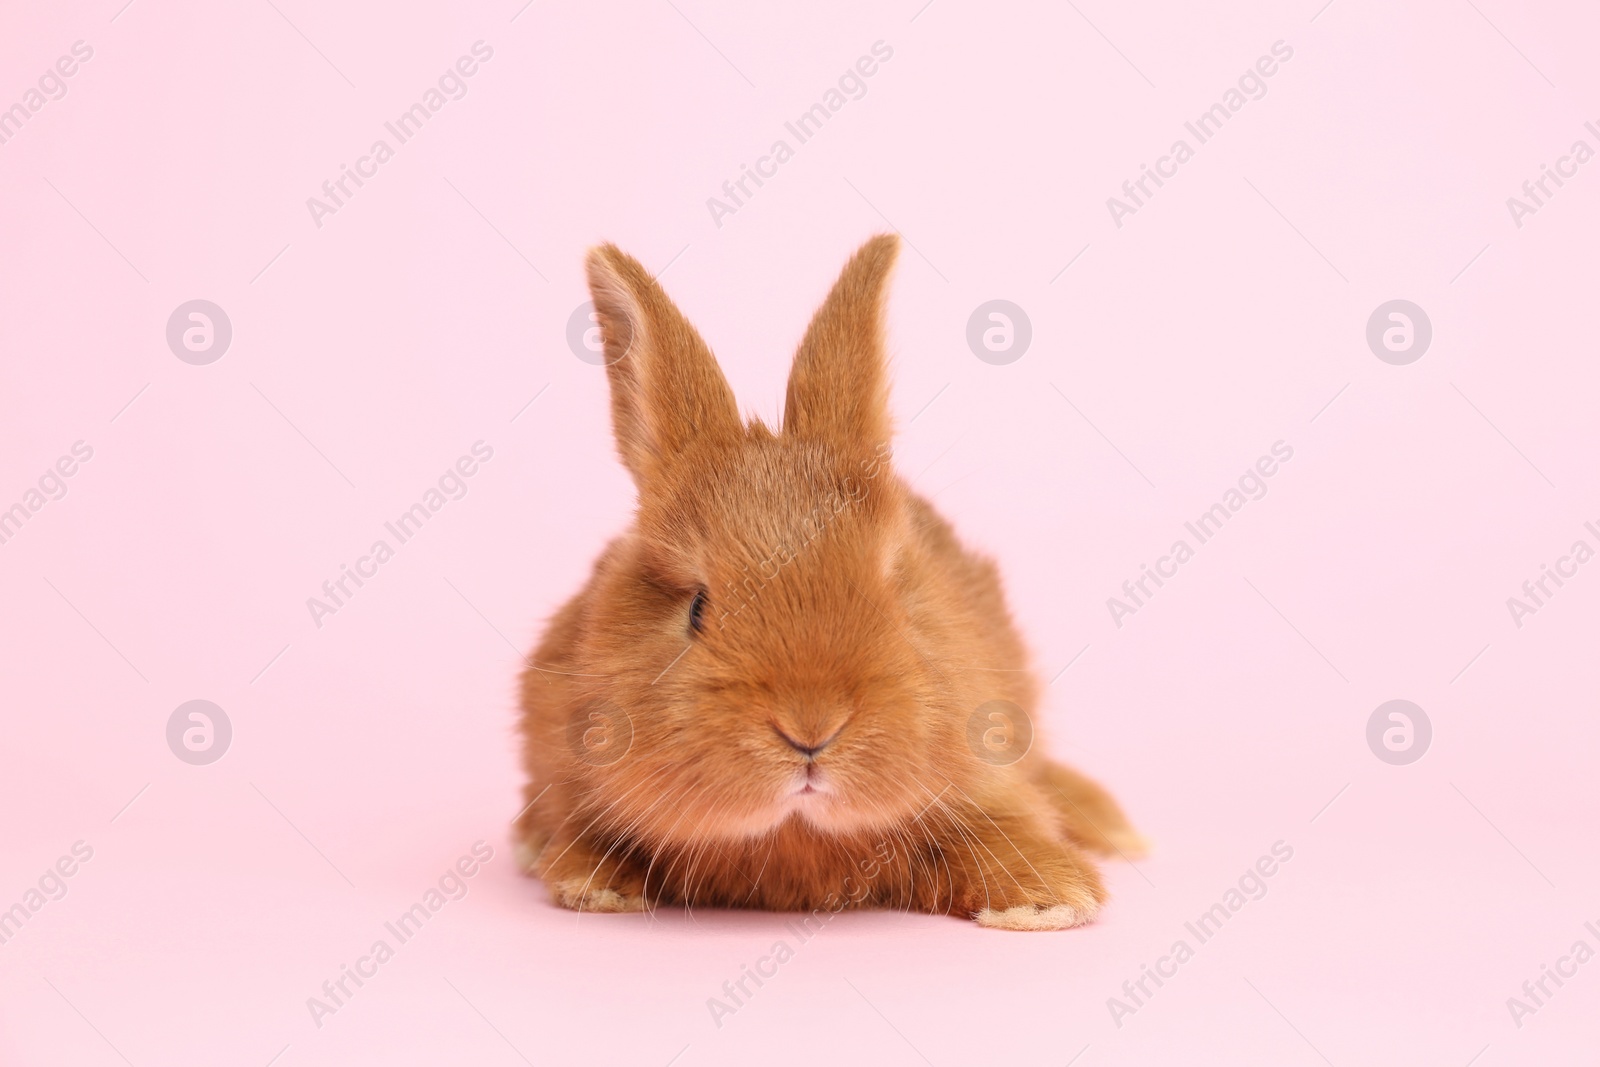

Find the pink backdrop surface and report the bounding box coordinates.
[2,1,1597,1064]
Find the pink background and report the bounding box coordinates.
[2,0,1597,1063]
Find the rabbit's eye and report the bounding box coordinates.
[688,589,708,634]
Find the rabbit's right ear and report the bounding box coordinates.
[585,245,741,488]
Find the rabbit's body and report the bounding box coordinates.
[516,236,1141,930]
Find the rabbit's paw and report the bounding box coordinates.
[975,899,1098,931]
[540,837,649,913]
[939,808,1107,930]
[549,877,647,913]
[971,875,1102,930]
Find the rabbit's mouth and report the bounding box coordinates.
[776,765,865,832]
[786,766,834,801]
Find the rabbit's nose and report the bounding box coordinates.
[775,726,840,759]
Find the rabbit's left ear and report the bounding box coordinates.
[783,234,899,455]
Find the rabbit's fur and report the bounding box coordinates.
[516,235,1142,930]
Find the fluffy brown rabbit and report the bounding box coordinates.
[515,234,1144,930]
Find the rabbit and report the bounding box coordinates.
[515,234,1144,930]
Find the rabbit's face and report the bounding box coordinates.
[578,432,952,846]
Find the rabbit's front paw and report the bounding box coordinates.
[937,810,1107,931]
[975,898,1099,931]
[549,877,647,913]
[539,835,650,913]
[970,871,1103,930]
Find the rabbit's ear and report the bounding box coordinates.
[783,234,899,455]
[586,245,741,487]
